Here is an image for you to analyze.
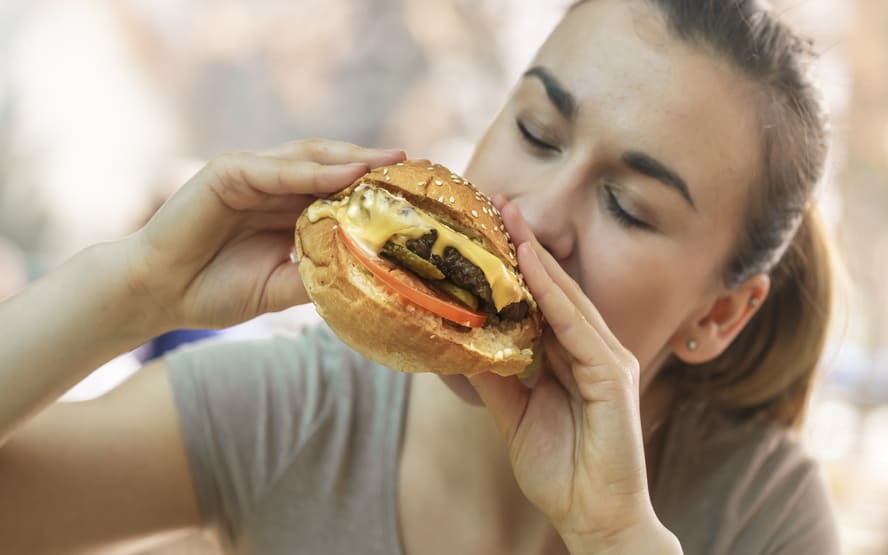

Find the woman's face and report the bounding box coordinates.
[465,0,761,384]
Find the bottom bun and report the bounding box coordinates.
[295,217,539,377]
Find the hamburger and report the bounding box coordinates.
[294,160,542,376]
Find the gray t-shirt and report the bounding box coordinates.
[166,324,839,554]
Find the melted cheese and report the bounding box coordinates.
[307,183,523,310]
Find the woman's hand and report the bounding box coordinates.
[0,140,403,444]
[468,198,680,554]
[128,140,405,331]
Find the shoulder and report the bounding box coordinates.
[655,402,840,555]
[164,323,412,442]
[165,323,405,396]
[160,324,411,549]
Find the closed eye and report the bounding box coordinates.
[516,119,561,154]
[603,185,655,232]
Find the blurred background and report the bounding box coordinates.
[0,0,886,553]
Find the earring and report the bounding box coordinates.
[749,297,759,307]
[687,339,698,351]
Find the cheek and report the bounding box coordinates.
[578,232,697,370]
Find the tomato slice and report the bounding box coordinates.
[337,226,488,328]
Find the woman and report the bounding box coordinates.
[0,0,838,553]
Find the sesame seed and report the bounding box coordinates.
[385,175,391,181]
[481,224,487,229]
[495,350,504,361]
[449,196,455,203]
[396,162,404,166]
[417,181,426,187]
[427,166,435,171]
[438,196,444,202]
[435,179,443,186]
[471,210,478,217]
[383,167,389,175]
[504,348,513,356]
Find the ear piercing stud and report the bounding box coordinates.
[749,297,759,307]
[687,339,699,351]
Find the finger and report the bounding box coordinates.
[241,210,305,231]
[499,200,536,248]
[211,153,369,200]
[233,193,312,213]
[542,329,581,398]
[503,202,624,355]
[250,232,311,312]
[467,372,529,444]
[518,242,610,368]
[257,139,406,167]
[491,193,508,212]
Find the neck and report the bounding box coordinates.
[403,370,677,542]
[407,373,526,508]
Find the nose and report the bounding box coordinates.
[512,186,576,263]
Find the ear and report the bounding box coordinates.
[671,273,770,364]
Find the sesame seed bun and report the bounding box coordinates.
[294,160,541,376]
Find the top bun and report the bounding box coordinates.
[331,160,520,272]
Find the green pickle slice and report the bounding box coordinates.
[381,241,445,280]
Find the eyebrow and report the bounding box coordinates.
[621,151,696,210]
[523,66,696,211]
[523,66,578,120]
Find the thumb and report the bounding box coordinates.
[467,372,528,442]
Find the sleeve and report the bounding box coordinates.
[163,325,368,546]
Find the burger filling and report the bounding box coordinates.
[398,229,529,322]
[307,183,531,325]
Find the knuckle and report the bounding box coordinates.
[206,154,237,186]
[210,151,250,173]
[303,138,329,157]
[617,355,640,387]
[206,153,230,174]
[278,139,304,155]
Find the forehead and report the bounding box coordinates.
[534,0,762,217]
